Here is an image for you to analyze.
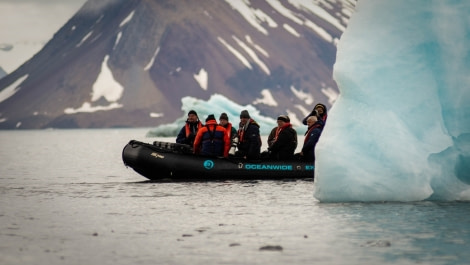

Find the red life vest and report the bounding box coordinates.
[184,121,202,137]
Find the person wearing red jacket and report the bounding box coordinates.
[193,114,230,157]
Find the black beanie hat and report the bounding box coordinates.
[188,110,198,116]
[277,115,290,122]
[205,114,216,122]
[240,110,250,119]
[219,113,229,121]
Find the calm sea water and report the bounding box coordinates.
[1,129,470,265]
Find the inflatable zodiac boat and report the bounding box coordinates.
[122,140,314,181]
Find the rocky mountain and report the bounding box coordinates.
[0,67,6,80]
[0,0,355,129]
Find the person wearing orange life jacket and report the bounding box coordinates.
[218,113,238,155]
[193,114,230,157]
[176,110,202,146]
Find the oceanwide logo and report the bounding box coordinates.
[203,160,214,170]
[244,164,292,170]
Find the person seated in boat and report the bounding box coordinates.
[236,110,261,160]
[176,110,203,146]
[193,114,230,157]
[218,112,238,155]
[265,115,297,160]
[297,115,323,163]
[302,103,327,125]
[266,114,290,148]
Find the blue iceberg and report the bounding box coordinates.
[147,94,278,136]
[313,0,470,202]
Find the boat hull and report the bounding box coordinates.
[122,140,314,181]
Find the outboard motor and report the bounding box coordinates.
[229,136,239,155]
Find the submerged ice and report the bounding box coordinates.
[313,0,470,202]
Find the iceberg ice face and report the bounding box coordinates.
[147,94,278,136]
[313,0,470,202]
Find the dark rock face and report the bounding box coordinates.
[0,0,355,129]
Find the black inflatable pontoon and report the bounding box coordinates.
[122,140,314,181]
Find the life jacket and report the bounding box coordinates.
[223,122,234,139]
[194,120,230,157]
[185,121,202,138]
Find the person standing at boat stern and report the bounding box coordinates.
[267,115,297,160]
[193,114,230,157]
[298,115,323,163]
[302,103,328,125]
[176,110,203,146]
[236,110,261,160]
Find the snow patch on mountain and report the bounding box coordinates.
[144,47,160,71]
[194,68,208,90]
[289,0,348,32]
[113,32,122,50]
[224,0,277,35]
[64,55,123,114]
[294,104,311,117]
[253,89,278,106]
[64,102,122,114]
[76,31,93,47]
[291,85,314,105]
[119,10,135,27]
[245,35,269,57]
[224,0,351,43]
[232,36,270,75]
[304,20,333,42]
[218,37,252,70]
[150,112,164,118]
[286,109,301,125]
[283,23,301,37]
[91,55,123,102]
[0,74,28,104]
[268,0,304,24]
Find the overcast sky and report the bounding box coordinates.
[0,0,87,72]
[0,0,87,42]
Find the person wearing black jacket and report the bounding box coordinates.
[176,110,202,146]
[268,115,297,160]
[236,110,261,160]
[302,103,327,125]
